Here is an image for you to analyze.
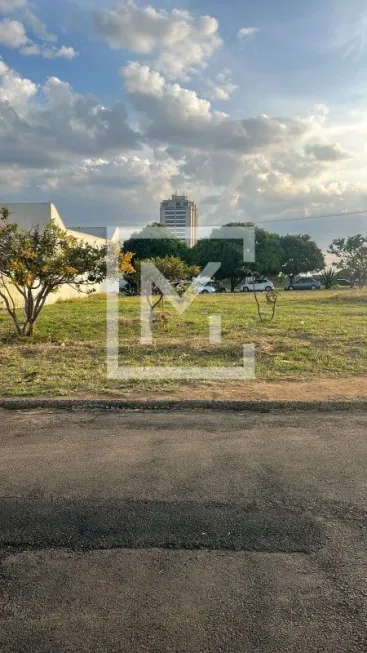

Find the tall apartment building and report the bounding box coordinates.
[160,194,198,247]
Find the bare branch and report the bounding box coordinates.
[0,289,22,335]
[0,276,17,313]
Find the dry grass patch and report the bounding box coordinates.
[0,289,366,396]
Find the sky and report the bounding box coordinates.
[0,0,367,247]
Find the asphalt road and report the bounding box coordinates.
[0,408,366,652]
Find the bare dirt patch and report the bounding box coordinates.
[61,376,367,402]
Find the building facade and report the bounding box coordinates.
[160,194,198,247]
[0,203,113,308]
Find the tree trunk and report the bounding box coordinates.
[1,283,50,338]
[230,277,236,292]
[25,321,35,337]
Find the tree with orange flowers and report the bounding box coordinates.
[0,206,133,336]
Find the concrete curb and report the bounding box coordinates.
[0,398,366,412]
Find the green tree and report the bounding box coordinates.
[125,255,199,293]
[328,234,367,288]
[125,256,200,323]
[149,256,200,283]
[122,223,191,262]
[0,206,133,336]
[191,223,282,291]
[191,237,243,291]
[252,227,282,277]
[280,234,325,282]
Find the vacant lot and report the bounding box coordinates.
[0,290,366,396]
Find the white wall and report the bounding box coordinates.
[1,203,54,230]
[0,203,108,308]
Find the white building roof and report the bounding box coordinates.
[0,203,110,244]
[70,226,112,240]
[0,203,58,231]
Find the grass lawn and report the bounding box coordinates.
[0,289,366,396]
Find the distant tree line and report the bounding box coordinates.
[328,235,367,288]
[122,222,367,289]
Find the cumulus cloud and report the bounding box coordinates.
[168,136,365,242]
[237,27,259,41]
[0,58,364,243]
[21,43,78,59]
[35,76,139,156]
[0,59,36,111]
[49,45,77,60]
[18,43,38,55]
[206,70,238,100]
[0,0,55,43]
[31,152,184,230]
[42,155,179,196]
[94,1,222,80]
[304,142,352,161]
[177,149,324,202]
[180,151,247,188]
[23,7,56,43]
[122,62,309,152]
[0,62,140,170]
[0,18,28,47]
[0,0,26,12]
[0,3,77,60]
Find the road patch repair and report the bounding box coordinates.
[0,406,366,652]
[0,497,326,553]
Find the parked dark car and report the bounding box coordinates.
[336,278,354,287]
[284,277,321,291]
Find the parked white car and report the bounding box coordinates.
[242,278,274,292]
[192,281,216,294]
[176,280,217,294]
